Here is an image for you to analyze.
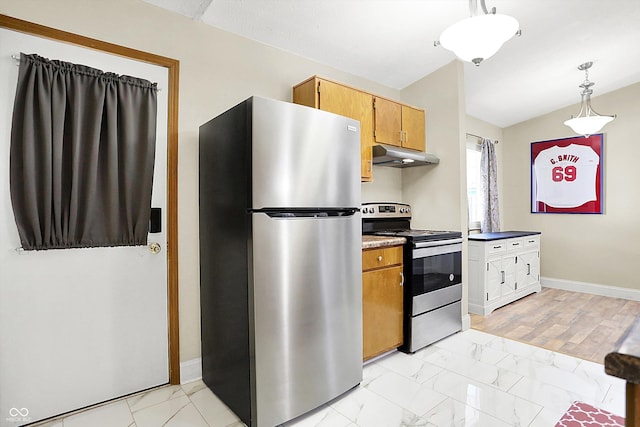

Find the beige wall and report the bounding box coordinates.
[502,82,640,289]
[361,166,402,203]
[401,61,466,232]
[0,0,405,364]
[400,61,469,314]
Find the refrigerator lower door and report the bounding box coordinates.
[251,212,362,427]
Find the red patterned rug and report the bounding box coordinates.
[555,401,624,427]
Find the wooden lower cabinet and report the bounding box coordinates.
[362,245,404,361]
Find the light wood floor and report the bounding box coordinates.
[470,287,640,364]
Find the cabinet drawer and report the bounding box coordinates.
[507,239,524,251]
[487,242,506,254]
[362,246,403,271]
[524,236,540,248]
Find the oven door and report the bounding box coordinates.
[411,239,462,298]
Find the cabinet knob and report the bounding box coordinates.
[377,255,383,261]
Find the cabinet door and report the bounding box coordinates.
[488,255,516,301]
[318,79,374,181]
[502,255,517,296]
[362,265,403,360]
[518,250,540,289]
[486,258,502,302]
[374,97,402,147]
[401,105,426,152]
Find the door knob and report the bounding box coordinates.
[149,242,161,254]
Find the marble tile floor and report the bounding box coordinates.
[32,329,626,427]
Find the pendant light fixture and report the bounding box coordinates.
[435,0,520,66]
[564,62,616,137]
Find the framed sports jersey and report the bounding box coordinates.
[531,134,604,214]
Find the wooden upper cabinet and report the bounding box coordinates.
[373,97,402,147]
[293,76,374,182]
[374,97,426,153]
[401,105,426,152]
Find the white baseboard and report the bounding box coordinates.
[461,313,471,331]
[541,276,640,301]
[180,357,202,384]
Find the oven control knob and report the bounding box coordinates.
[449,274,454,282]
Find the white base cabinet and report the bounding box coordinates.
[468,234,541,315]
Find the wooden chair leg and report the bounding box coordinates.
[627,382,640,427]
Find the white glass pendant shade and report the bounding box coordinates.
[564,115,614,137]
[564,64,616,138]
[439,14,519,65]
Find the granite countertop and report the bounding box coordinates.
[468,231,542,241]
[362,235,406,249]
[605,318,640,383]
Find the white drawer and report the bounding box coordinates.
[487,241,506,254]
[524,236,540,248]
[507,238,524,251]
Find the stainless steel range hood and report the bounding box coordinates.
[372,144,440,168]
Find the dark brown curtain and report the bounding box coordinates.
[10,53,158,250]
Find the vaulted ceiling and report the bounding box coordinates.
[144,0,640,128]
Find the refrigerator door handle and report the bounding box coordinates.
[255,208,359,218]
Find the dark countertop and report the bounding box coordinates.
[468,231,541,241]
[362,235,406,249]
[605,318,640,383]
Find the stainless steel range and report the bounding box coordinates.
[362,202,462,353]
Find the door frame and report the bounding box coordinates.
[0,13,181,384]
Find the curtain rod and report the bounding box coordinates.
[10,54,162,91]
[466,132,499,144]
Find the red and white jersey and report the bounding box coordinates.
[533,144,599,208]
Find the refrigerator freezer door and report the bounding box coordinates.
[251,212,362,427]
[251,97,361,209]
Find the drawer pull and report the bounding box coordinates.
[512,242,520,246]
[377,255,383,262]
[493,245,502,249]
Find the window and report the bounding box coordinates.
[466,139,482,231]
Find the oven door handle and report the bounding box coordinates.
[413,238,463,249]
[413,241,463,259]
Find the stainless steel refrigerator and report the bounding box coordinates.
[199,96,362,427]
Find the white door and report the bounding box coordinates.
[486,257,502,302]
[519,250,541,289]
[0,29,169,426]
